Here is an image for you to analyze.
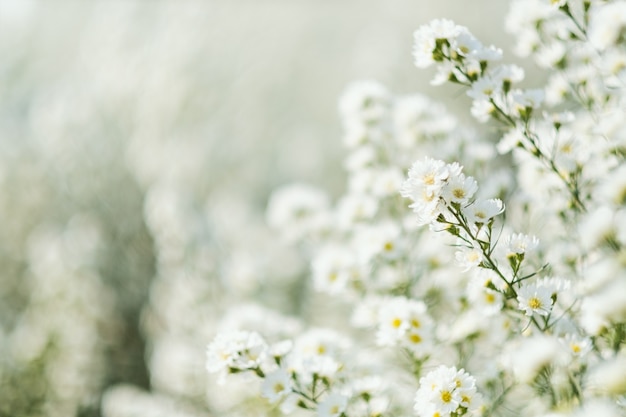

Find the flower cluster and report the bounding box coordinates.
[414,366,482,417]
[205,326,399,417]
[400,157,502,227]
[206,3,626,417]
[14,2,626,417]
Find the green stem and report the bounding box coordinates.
[560,5,587,38]
[447,207,514,292]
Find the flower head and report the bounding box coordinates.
[414,366,481,417]
[318,392,349,417]
[206,331,268,378]
[463,199,504,224]
[505,233,539,256]
[517,282,554,317]
[261,369,292,403]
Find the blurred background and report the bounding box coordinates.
[0,1,513,416]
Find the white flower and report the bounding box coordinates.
[517,282,554,317]
[494,64,525,84]
[393,94,457,147]
[339,80,391,127]
[469,44,503,62]
[597,164,626,206]
[311,245,359,295]
[544,73,570,105]
[535,41,566,68]
[342,122,372,149]
[269,340,294,358]
[546,0,567,8]
[463,199,504,224]
[266,183,330,243]
[497,127,524,154]
[450,30,482,58]
[470,99,495,123]
[578,206,618,250]
[441,172,478,205]
[293,355,341,381]
[413,19,462,68]
[218,303,302,341]
[401,158,451,225]
[407,194,445,226]
[261,369,292,403]
[455,245,483,272]
[588,2,626,50]
[413,29,438,68]
[571,399,625,417]
[467,75,501,101]
[504,233,539,256]
[431,61,459,86]
[428,18,462,40]
[353,220,403,262]
[206,331,268,377]
[510,89,544,116]
[293,328,351,360]
[376,297,432,353]
[559,334,592,359]
[335,193,378,230]
[287,330,348,384]
[587,356,626,395]
[467,273,504,315]
[318,393,348,417]
[350,376,386,398]
[414,366,481,417]
[351,296,385,328]
[401,157,450,196]
[344,145,377,172]
[580,262,626,334]
[349,168,377,194]
[501,335,564,383]
[401,158,474,226]
[602,49,626,86]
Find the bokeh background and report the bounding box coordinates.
[0,1,516,416]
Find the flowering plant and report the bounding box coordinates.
[207,1,626,417]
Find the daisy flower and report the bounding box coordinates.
[517,282,554,317]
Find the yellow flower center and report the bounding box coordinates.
[423,190,436,202]
[441,390,452,403]
[453,188,466,199]
[392,318,402,328]
[409,333,422,344]
[273,383,285,393]
[528,297,542,309]
[467,252,480,262]
[424,173,435,185]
